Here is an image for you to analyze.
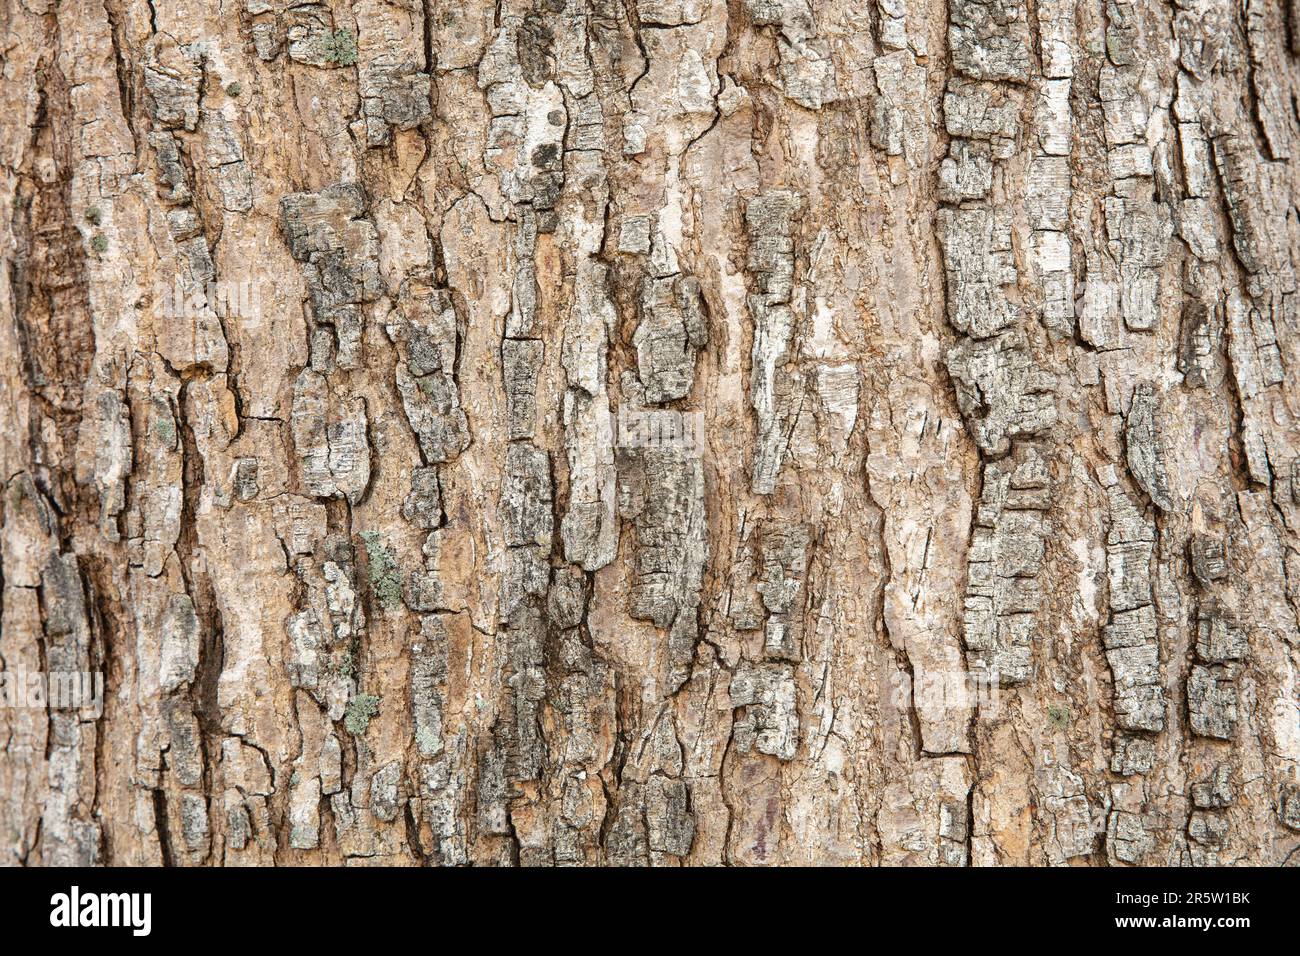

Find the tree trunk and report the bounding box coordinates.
[2,0,1300,867]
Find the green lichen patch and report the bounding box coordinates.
[225,81,243,97]
[345,693,380,736]
[154,416,177,444]
[85,207,103,225]
[323,29,357,66]
[330,647,356,681]
[1047,704,1070,730]
[360,530,402,610]
[90,233,109,254]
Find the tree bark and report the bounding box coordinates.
[2,0,1300,866]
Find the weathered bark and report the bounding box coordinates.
[2,0,1300,867]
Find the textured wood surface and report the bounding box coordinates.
[2,0,1300,866]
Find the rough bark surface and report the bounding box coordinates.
[3,0,1300,867]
